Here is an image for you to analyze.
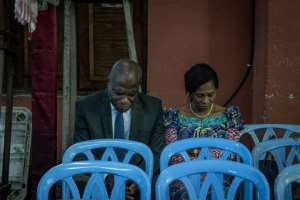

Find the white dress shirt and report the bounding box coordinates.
[110,103,131,139]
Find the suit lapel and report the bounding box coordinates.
[98,90,113,138]
[130,96,143,141]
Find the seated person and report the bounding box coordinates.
[163,63,244,199]
[75,59,164,199]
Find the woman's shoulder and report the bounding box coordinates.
[163,105,196,125]
[164,105,189,116]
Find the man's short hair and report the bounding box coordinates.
[108,59,142,84]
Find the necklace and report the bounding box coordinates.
[189,103,214,119]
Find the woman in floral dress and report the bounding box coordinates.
[163,63,244,199]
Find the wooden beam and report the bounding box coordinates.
[141,0,148,92]
[0,51,4,95]
[62,0,77,152]
[1,1,15,199]
[123,0,137,62]
[2,57,14,185]
[69,3,77,147]
[0,0,5,95]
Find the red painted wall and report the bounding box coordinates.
[148,0,253,122]
[253,0,300,123]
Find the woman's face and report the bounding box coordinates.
[190,80,217,112]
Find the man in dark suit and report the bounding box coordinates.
[74,59,164,199]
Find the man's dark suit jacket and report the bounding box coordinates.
[74,89,165,177]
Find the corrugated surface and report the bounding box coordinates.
[0,107,31,198]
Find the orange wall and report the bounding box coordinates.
[148,0,253,122]
[253,0,300,123]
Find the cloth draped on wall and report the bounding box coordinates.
[30,6,57,199]
[14,0,38,32]
[14,0,59,33]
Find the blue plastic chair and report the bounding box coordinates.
[275,164,300,200]
[156,160,270,200]
[160,138,253,200]
[252,139,300,175]
[62,139,153,199]
[63,139,153,178]
[240,124,300,145]
[160,138,253,169]
[252,139,300,200]
[37,161,151,200]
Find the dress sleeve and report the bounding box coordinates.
[224,106,244,141]
[163,108,179,144]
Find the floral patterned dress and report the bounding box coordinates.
[163,106,243,199]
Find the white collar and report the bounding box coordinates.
[110,103,131,114]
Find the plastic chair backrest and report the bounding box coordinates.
[63,139,153,179]
[252,139,300,171]
[37,161,151,200]
[156,160,270,200]
[160,138,253,200]
[240,124,300,145]
[275,164,300,200]
[252,139,300,200]
[160,138,252,170]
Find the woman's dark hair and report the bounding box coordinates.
[184,63,219,94]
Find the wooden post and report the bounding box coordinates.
[0,49,4,95]
[0,0,15,198]
[0,0,6,95]
[2,57,14,185]
[62,0,77,153]
[123,0,137,62]
[141,0,148,92]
